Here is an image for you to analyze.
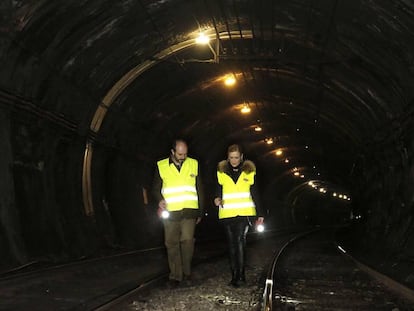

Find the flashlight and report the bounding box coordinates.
[161,210,170,219]
[256,224,265,233]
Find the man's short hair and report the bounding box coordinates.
[172,138,187,151]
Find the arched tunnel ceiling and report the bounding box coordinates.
[2,0,414,201]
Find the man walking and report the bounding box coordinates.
[153,139,203,287]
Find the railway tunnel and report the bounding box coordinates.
[0,0,413,289]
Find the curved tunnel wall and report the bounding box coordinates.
[0,1,413,280]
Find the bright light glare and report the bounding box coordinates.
[337,246,347,253]
[241,104,251,114]
[265,138,274,145]
[161,210,170,219]
[224,75,236,86]
[195,33,210,44]
[256,224,265,232]
[275,149,283,156]
[254,126,262,132]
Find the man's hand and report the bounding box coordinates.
[196,217,201,225]
[158,200,167,209]
[157,200,167,218]
[213,197,222,207]
[255,217,265,232]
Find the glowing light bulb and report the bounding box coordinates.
[195,33,210,44]
[241,104,251,114]
[224,75,236,86]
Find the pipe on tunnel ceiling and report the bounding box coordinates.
[81,30,253,216]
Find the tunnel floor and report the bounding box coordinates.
[0,229,412,310]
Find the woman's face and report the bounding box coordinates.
[228,151,242,167]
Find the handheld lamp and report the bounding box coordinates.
[161,210,170,219]
[256,224,265,233]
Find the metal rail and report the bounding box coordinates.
[262,228,414,310]
[261,228,320,311]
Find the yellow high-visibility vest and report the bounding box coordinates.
[157,157,199,211]
[217,170,256,219]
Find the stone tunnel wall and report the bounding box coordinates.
[345,117,414,286]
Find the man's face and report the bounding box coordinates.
[171,142,188,164]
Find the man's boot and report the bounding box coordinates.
[229,269,240,287]
[238,267,246,285]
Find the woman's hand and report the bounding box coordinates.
[256,217,264,225]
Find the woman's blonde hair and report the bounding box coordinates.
[227,144,243,154]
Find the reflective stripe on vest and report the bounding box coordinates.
[158,157,199,211]
[217,170,256,219]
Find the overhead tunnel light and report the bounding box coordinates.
[224,74,236,86]
[195,33,210,44]
[194,31,218,63]
[241,103,251,114]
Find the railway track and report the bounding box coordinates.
[0,237,230,310]
[262,229,414,310]
[4,228,408,310]
[91,228,300,311]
